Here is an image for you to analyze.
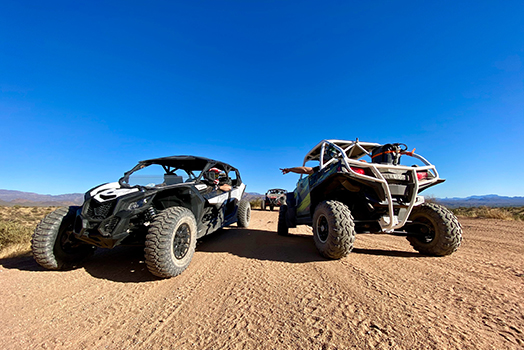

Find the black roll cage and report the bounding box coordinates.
[118,155,242,189]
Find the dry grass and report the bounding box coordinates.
[452,206,524,221]
[0,205,58,258]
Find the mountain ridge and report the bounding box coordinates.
[1,189,523,208]
[0,189,264,207]
[436,194,524,208]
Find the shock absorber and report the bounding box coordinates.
[146,206,157,221]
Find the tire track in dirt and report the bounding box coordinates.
[0,213,523,349]
[136,251,231,349]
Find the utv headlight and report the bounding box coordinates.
[128,196,152,210]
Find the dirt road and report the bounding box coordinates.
[1,210,523,349]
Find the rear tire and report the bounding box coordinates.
[237,199,251,227]
[407,203,462,256]
[32,206,95,270]
[277,205,289,236]
[312,200,355,259]
[145,207,197,278]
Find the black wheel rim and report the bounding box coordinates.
[58,224,82,254]
[414,217,436,243]
[317,215,329,243]
[173,223,191,259]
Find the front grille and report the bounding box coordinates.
[101,217,120,236]
[86,200,115,220]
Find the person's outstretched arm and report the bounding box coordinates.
[280,167,315,175]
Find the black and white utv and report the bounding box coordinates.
[32,156,251,278]
[278,139,462,259]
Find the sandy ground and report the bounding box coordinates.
[0,210,523,350]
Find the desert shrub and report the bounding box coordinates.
[514,209,524,221]
[250,199,262,209]
[480,207,513,220]
[451,206,521,221]
[0,205,58,253]
[424,195,439,204]
[0,220,33,250]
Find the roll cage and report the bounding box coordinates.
[267,189,287,195]
[118,156,242,189]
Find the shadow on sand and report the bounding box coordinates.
[0,247,160,283]
[352,247,421,258]
[196,227,325,263]
[0,228,421,283]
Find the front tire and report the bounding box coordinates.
[312,200,356,259]
[407,203,462,256]
[237,199,251,228]
[32,206,95,270]
[145,207,197,278]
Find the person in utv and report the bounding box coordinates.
[207,168,232,192]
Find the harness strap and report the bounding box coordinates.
[371,150,398,159]
[401,148,416,156]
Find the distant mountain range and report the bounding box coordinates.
[435,194,524,208]
[242,192,264,202]
[0,189,84,206]
[0,189,523,208]
[0,189,264,207]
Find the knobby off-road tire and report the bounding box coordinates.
[145,207,197,278]
[237,199,251,228]
[270,205,275,211]
[32,206,95,270]
[407,203,462,256]
[261,201,266,210]
[277,205,289,236]
[312,200,356,259]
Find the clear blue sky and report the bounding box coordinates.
[1,1,523,198]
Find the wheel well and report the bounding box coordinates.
[153,187,205,222]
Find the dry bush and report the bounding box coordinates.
[452,206,522,221]
[250,199,263,209]
[0,205,58,255]
[0,220,33,251]
[480,207,514,220]
[423,195,439,204]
